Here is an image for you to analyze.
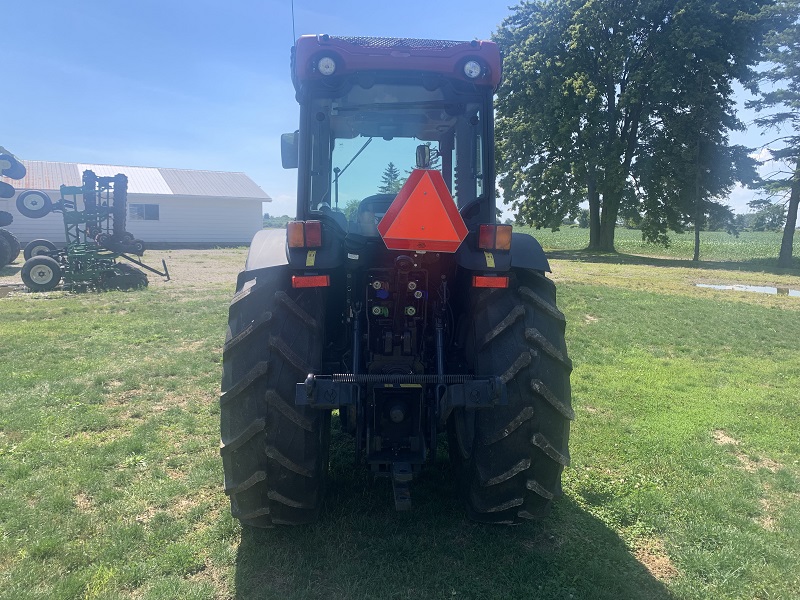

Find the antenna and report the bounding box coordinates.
[291,0,296,44]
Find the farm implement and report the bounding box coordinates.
[18,170,169,291]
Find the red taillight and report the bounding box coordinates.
[304,221,322,248]
[478,225,495,249]
[478,224,512,250]
[288,221,323,248]
[472,275,509,288]
[291,274,330,288]
[288,221,305,248]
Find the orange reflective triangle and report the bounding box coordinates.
[378,169,467,253]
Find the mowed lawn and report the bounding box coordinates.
[0,232,798,599]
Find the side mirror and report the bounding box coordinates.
[415,144,431,169]
[281,132,299,169]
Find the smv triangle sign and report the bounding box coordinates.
[378,169,468,253]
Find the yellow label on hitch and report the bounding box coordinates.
[484,251,495,268]
[306,250,317,267]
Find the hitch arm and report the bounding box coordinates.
[117,253,170,280]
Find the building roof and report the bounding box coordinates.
[1,160,271,200]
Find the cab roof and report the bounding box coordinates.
[292,34,501,91]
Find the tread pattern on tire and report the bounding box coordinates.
[220,268,330,527]
[0,235,10,268]
[0,229,20,265]
[456,270,573,524]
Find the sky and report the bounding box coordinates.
[2,0,774,219]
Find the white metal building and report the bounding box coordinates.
[0,160,270,246]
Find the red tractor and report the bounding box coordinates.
[221,35,572,526]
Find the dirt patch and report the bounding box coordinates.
[0,283,25,298]
[712,430,781,473]
[634,538,679,581]
[757,497,776,531]
[145,248,247,289]
[165,468,186,480]
[584,314,599,324]
[712,429,740,446]
[135,507,157,524]
[168,496,202,518]
[735,453,781,473]
[0,247,247,290]
[74,492,94,513]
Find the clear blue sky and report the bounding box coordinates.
[3,0,766,218]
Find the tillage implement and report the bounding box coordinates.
[17,170,169,291]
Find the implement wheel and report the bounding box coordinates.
[0,235,9,267]
[24,239,58,261]
[21,255,62,292]
[220,267,330,527]
[450,269,573,524]
[0,229,21,264]
[16,190,53,219]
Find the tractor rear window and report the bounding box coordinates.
[305,82,486,229]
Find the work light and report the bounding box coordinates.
[317,56,337,76]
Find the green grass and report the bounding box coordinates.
[1,243,799,599]
[522,226,800,264]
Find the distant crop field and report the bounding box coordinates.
[520,226,799,263]
[0,245,798,599]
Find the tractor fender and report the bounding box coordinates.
[245,229,289,271]
[455,231,550,273]
[245,226,344,272]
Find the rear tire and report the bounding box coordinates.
[21,255,62,292]
[451,270,573,524]
[220,268,331,527]
[24,239,58,261]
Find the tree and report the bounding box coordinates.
[747,0,800,267]
[748,198,787,230]
[495,0,772,252]
[343,199,361,222]
[378,162,403,194]
[639,0,764,259]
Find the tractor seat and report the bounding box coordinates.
[317,203,349,230]
[350,193,395,236]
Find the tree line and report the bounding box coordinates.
[494,0,799,265]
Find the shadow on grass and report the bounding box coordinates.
[233,437,672,600]
[547,249,798,275]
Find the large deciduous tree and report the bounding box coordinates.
[747,0,800,268]
[495,0,772,252]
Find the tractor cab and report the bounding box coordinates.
[284,35,502,236]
